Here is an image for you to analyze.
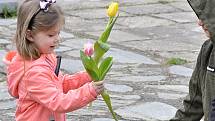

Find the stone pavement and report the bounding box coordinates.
[0,0,208,120]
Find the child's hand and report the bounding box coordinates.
[92,81,104,95]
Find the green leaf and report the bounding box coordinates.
[105,17,114,29]
[101,90,118,121]
[99,57,113,80]
[98,41,110,51]
[93,41,110,65]
[85,68,100,81]
[99,14,119,43]
[80,50,100,81]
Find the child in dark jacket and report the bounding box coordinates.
[170,0,215,121]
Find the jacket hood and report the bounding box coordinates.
[187,0,215,41]
[3,51,25,98]
[3,51,57,98]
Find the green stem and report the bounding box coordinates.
[101,90,118,121]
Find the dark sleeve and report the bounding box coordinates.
[211,99,215,121]
[170,69,203,121]
[170,41,210,121]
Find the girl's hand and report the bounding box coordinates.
[92,81,104,95]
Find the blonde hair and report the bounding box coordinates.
[15,0,65,60]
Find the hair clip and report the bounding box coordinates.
[40,0,56,12]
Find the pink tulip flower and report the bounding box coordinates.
[84,42,94,56]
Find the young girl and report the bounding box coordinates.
[3,0,104,121]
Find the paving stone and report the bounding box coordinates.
[120,0,184,5]
[60,38,95,49]
[104,83,133,93]
[153,12,197,23]
[88,22,126,32]
[60,58,84,73]
[65,16,125,32]
[106,48,159,64]
[175,0,189,2]
[0,39,11,44]
[0,27,15,39]
[0,19,17,26]
[0,74,6,82]
[113,75,167,82]
[0,91,13,101]
[107,69,135,77]
[91,118,125,121]
[117,16,175,28]
[174,77,190,85]
[64,16,111,32]
[64,50,81,58]
[4,112,15,117]
[112,62,139,68]
[60,0,109,10]
[120,37,202,53]
[8,24,16,30]
[87,30,148,42]
[169,1,193,12]
[145,85,189,93]
[157,92,187,100]
[65,9,129,19]
[0,82,12,101]
[192,26,205,33]
[55,46,72,53]
[0,50,7,67]
[115,102,177,120]
[0,26,10,35]
[5,44,16,51]
[119,29,205,59]
[0,100,16,110]
[118,0,163,5]
[120,23,206,41]
[168,65,193,77]
[87,94,140,108]
[111,94,141,100]
[60,31,75,39]
[93,97,137,107]
[67,107,107,116]
[64,16,89,32]
[130,67,164,76]
[158,50,199,62]
[63,42,159,65]
[121,4,181,15]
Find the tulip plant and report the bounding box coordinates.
[80,2,119,121]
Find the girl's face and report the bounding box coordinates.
[29,25,61,54]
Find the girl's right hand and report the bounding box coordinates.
[92,81,104,95]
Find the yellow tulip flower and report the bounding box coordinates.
[107,2,119,17]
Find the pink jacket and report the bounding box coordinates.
[4,52,97,121]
